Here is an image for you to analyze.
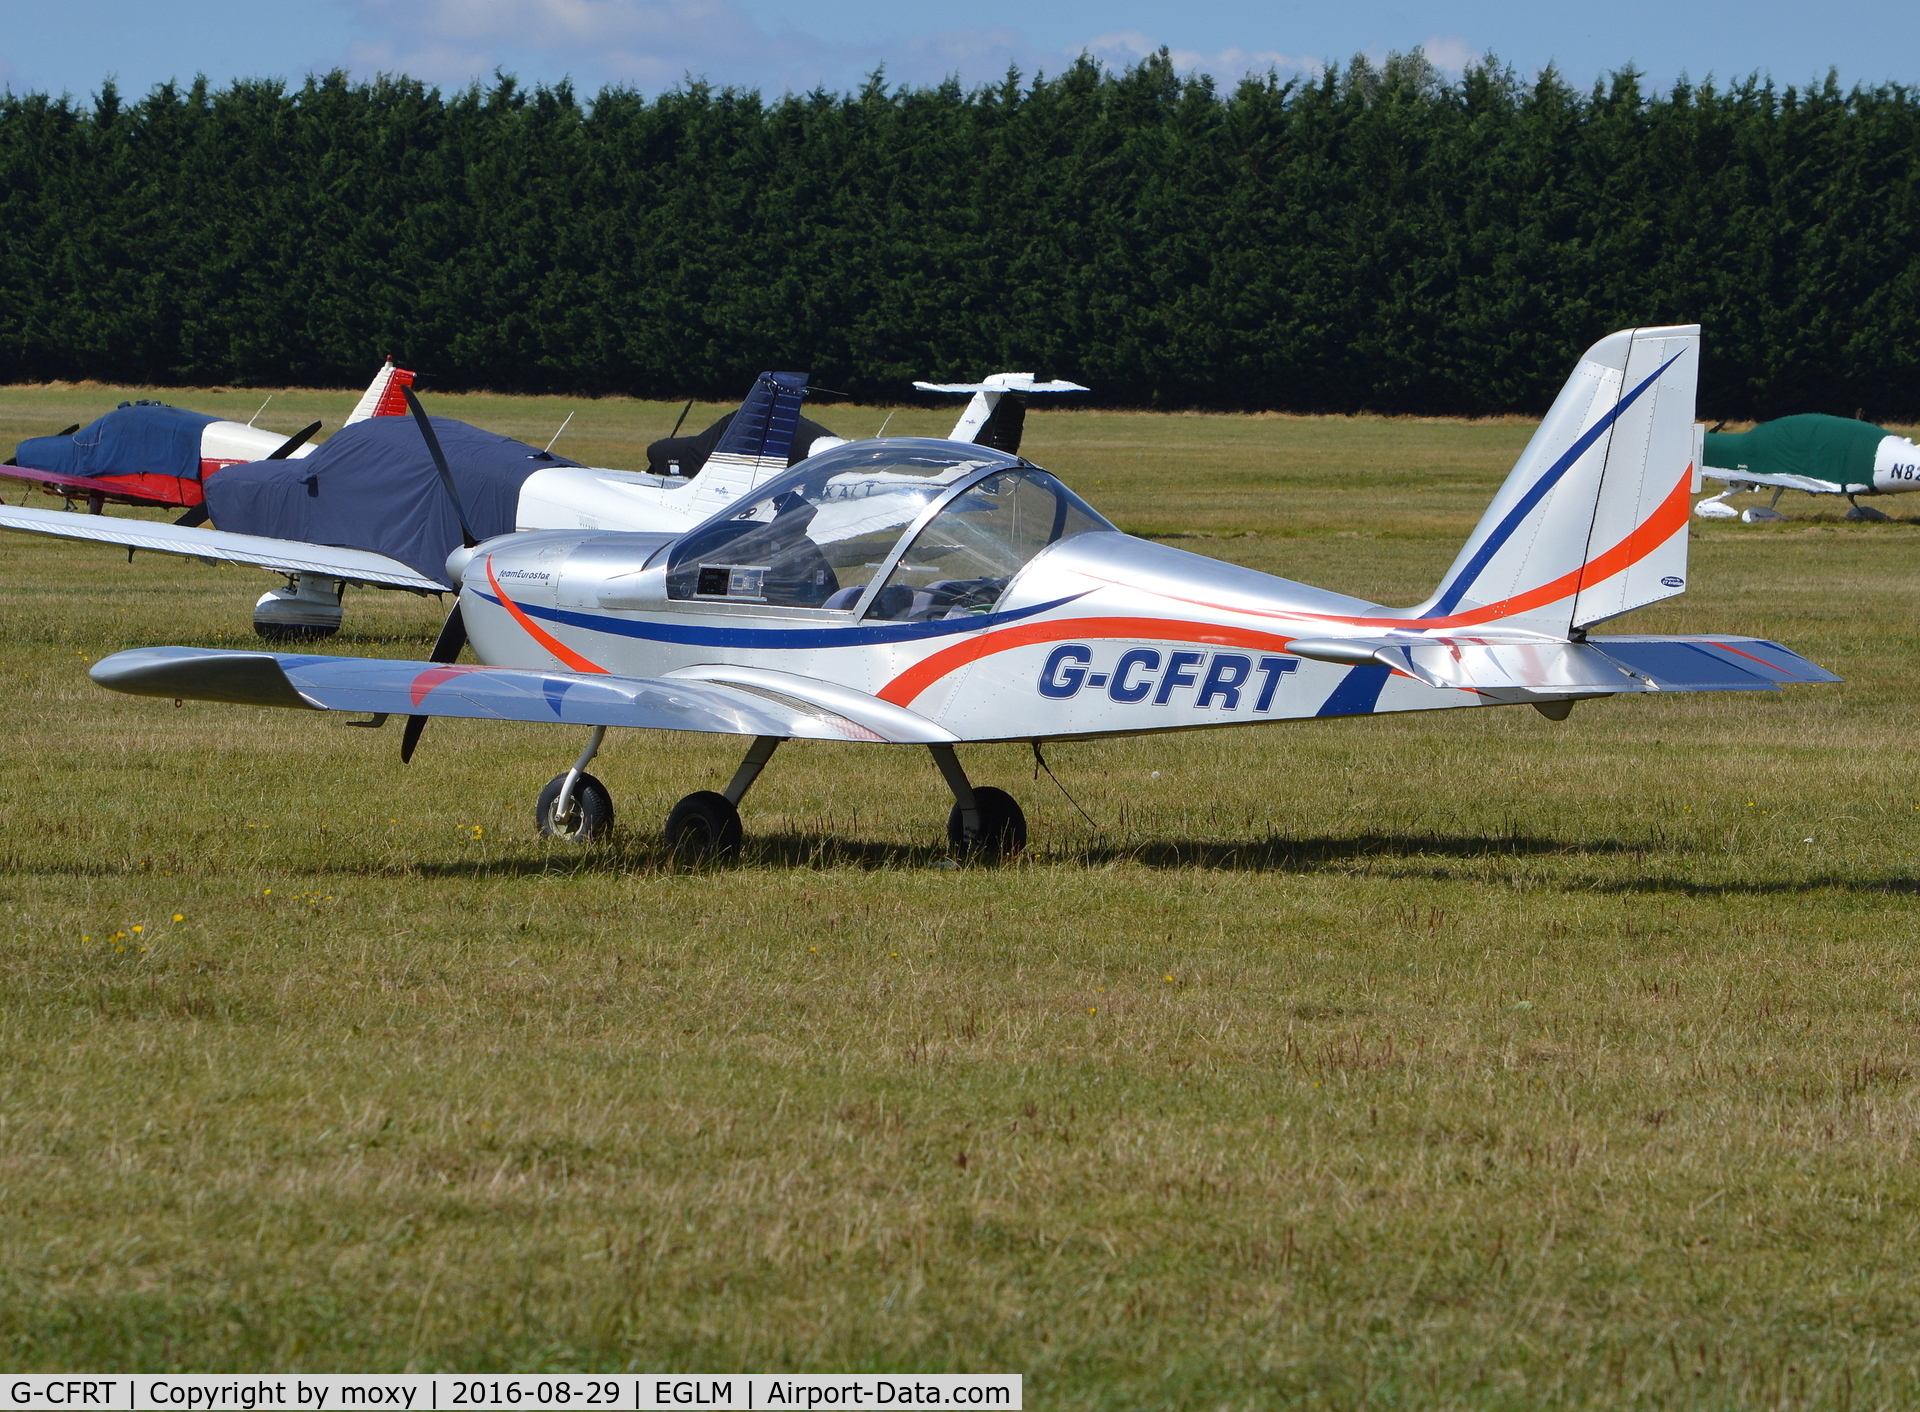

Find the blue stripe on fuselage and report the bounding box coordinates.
[1427,351,1680,616]
[1315,663,1392,717]
[472,591,1090,650]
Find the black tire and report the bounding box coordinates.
[254,621,339,642]
[535,771,614,842]
[664,790,743,860]
[947,786,1027,858]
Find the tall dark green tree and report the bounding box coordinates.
[1,53,1915,417]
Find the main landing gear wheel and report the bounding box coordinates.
[665,790,744,860]
[948,786,1027,859]
[535,771,614,842]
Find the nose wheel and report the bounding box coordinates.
[536,771,614,841]
[535,725,614,842]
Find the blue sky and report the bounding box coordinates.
[2,0,1914,100]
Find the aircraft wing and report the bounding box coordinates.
[1699,468,1847,494]
[87,647,941,743]
[1285,634,1838,693]
[0,462,192,506]
[0,504,445,591]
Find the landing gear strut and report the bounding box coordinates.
[931,744,1026,858]
[664,735,780,860]
[536,725,614,841]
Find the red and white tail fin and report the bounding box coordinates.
[1411,325,1700,636]
[344,359,417,425]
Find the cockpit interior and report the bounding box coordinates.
[663,440,1113,618]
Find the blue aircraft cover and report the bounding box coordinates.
[14,402,218,480]
[203,415,582,587]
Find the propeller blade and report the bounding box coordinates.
[174,504,210,527]
[401,386,479,549]
[667,398,694,439]
[399,602,467,764]
[429,600,469,661]
[56,424,80,437]
[399,713,429,765]
[266,421,322,459]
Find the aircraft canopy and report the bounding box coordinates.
[13,401,217,482]
[665,439,1110,615]
[1705,414,1889,491]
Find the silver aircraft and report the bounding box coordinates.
[85,326,1835,856]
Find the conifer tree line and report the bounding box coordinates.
[1,51,1916,417]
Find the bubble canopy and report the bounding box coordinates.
[663,439,1113,617]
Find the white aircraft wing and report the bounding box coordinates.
[1699,468,1847,494]
[87,647,936,743]
[0,505,445,591]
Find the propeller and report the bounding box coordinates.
[267,421,322,459]
[397,385,482,763]
[399,602,467,764]
[402,386,479,549]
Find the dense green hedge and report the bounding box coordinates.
[2,53,1916,417]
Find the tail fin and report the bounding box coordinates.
[913,373,1088,454]
[1413,325,1700,635]
[681,372,810,511]
[344,359,417,425]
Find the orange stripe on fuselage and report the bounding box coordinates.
[876,617,1300,707]
[877,465,1695,706]
[485,559,608,674]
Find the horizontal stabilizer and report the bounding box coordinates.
[1699,469,1847,495]
[0,505,445,591]
[914,373,1087,454]
[1286,633,1837,694]
[1587,635,1841,689]
[913,374,1089,395]
[88,647,919,742]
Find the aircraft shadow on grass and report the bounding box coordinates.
[398,833,1920,897]
[401,828,1657,879]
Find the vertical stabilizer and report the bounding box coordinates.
[344,359,417,425]
[912,374,1089,455]
[1412,325,1699,635]
[683,372,810,512]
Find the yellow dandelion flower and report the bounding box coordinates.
[1087,1007,1097,1014]
[131,925,143,933]
[1164,974,1174,982]
[172,914,184,922]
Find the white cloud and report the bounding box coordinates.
[340,1,1345,95]
[1421,35,1481,77]
[345,0,811,88]
[1082,30,1322,81]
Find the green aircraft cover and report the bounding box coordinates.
[1704,414,1888,492]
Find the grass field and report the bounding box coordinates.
[3,384,1920,1407]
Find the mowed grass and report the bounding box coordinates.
[3,385,1920,1406]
